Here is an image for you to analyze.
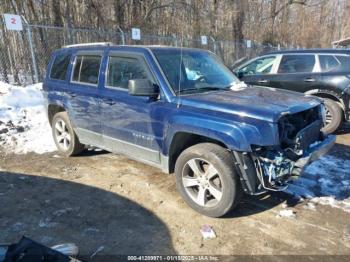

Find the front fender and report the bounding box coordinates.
[163,114,278,155]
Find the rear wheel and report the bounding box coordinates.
[52,112,84,156]
[175,143,242,217]
[322,98,343,134]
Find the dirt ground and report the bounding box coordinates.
[1,125,350,259]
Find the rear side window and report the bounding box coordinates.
[50,53,71,80]
[319,55,340,72]
[106,56,149,89]
[336,56,350,72]
[278,55,315,73]
[72,55,101,85]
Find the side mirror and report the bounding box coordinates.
[128,79,159,97]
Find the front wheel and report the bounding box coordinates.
[52,112,84,156]
[175,143,242,217]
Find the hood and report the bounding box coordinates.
[178,86,322,122]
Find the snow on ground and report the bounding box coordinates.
[0,82,56,154]
[0,82,13,94]
[286,155,350,213]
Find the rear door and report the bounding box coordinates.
[99,51,163,164]
[67,50,103,144]
[268,54,320,92]
[236,55,279,86]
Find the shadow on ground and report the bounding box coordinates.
[223,193,288,219]
[0,171,176,258]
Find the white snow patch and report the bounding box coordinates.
[285,155,350,213]
[0,82,56,154]
[303,202,316,211]
[277,209,296,218]
[0,82,13,94]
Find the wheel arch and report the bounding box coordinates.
[167,132,230,174]
[48,103,66,126]
[305,89,344,109]
[305,89,346,119]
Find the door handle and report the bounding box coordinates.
[67,92,77,97]
[257,79,269,84]
[102,98,115,105]
[304,78,316,82]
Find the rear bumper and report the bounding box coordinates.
[294,134,336,170]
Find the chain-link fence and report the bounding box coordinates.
[0,21,281,86]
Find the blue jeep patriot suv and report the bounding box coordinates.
[43,43,335,217]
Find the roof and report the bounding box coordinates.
[62,42,114,48]
[60,43,205,52]
[266,48,350,55]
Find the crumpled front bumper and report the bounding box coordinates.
[234,134,336,195]
[294,134,336,171]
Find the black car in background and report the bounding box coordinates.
[233,49,350,133]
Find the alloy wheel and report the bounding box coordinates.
[181,158,223,207]
[54,119,71,151]
[325,107,333,125]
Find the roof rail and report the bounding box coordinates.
[62,42,114,48]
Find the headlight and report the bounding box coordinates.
[320,104,327,125]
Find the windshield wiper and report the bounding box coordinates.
[175,86,224,94]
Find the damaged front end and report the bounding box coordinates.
[233,105,336,195]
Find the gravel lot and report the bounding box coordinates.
[0,125,350,259]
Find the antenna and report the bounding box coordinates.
[177,30,184,108]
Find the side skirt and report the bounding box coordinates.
[76,128,170,174]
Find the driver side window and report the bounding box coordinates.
[106,56,151,89]
[240,56,277,76]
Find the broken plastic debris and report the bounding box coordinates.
[200,225,216,239]
[277,209,296,218]
[51,243,79,256]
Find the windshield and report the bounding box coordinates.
[152,48,239,94]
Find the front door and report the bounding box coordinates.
[100,52,163,164]
[237,55,278,87]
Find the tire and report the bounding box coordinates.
[322,98,343,134]
[175,143,242,217]
[52,112,84,156]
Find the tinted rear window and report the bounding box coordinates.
[336,56,350,72]
[50,53,71,80]
[319,55,340,72]
[72,55,101,85]
[278,55,315,73]
[319,55,350,72]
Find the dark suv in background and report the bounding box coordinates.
[233,49,350,133]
